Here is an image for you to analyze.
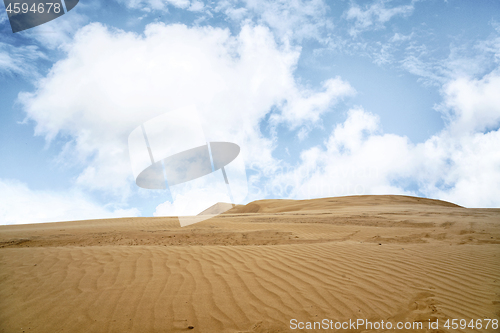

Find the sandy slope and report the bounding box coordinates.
[0,195,499,333]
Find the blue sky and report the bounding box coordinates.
[1,0,500,224]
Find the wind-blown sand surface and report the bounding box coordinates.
[0,195,499,332]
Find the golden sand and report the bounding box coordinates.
[0,195,499,332]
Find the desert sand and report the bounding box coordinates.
[0,195,499,332]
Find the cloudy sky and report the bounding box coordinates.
[1,0,499,224]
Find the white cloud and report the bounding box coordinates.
[389,32,413,43]
[400,54,444,86]
[268,71,500,208]
[419,130,500,208]
[0,179,140,225]
[269,108,414,200]
[399,27,500,86]
[439,70,500,134]
[215,0,332,43]
[117,0,203,12]
[272,76,355,128]
[0,42,46,77]
[19,22,348,200]
[154,188,228,216]
[345,0,414,37]
[188,0,204,12]
[153,200,178,216]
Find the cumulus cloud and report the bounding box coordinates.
[420,130,500,208]
[268,71,500,208]
[0,179,140,225]
[19,22,350,203]
[268,108,414,200]
[439,70,500,134]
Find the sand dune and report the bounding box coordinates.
[0,195,499,332]
[224,195,462,214]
